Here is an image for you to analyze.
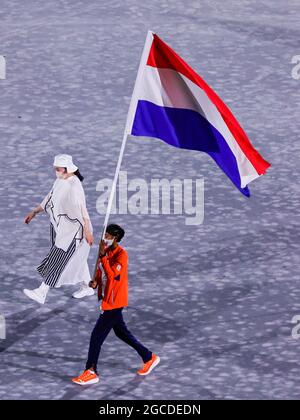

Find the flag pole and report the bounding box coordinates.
[91,30,155,282]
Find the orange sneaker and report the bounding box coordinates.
[72,369,99,386]
[137,354,160,376]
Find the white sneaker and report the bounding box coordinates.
[23,287,47,304]
[72,284,94,299]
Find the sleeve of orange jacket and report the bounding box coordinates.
[100,249,127,283]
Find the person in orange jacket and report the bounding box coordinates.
[72,224,160,385]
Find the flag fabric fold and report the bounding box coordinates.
[125,31,270,196]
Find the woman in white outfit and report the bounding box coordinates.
[23,154,94,304]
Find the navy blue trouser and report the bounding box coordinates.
[86,307,152,373]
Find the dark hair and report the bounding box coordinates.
[62,167,84,182]
[74,169,84,182]
[106,224,125,242]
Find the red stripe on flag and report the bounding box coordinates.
[147,34,270,175]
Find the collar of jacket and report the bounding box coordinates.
[105,244,120,256]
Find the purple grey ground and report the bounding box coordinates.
[0,0,300,400]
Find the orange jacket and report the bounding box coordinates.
[95,244,128,310]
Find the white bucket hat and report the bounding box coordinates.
[53,154,78,173]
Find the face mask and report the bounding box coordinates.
[56,172,65,179]
[104,238,114,247]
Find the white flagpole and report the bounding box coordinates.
[92,30,155,280]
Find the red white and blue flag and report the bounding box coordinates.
[125,31,270,197]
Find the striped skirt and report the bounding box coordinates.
[36,223,77,288]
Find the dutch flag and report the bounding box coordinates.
[125,31,271,197]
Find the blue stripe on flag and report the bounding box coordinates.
[131,100,250,196]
